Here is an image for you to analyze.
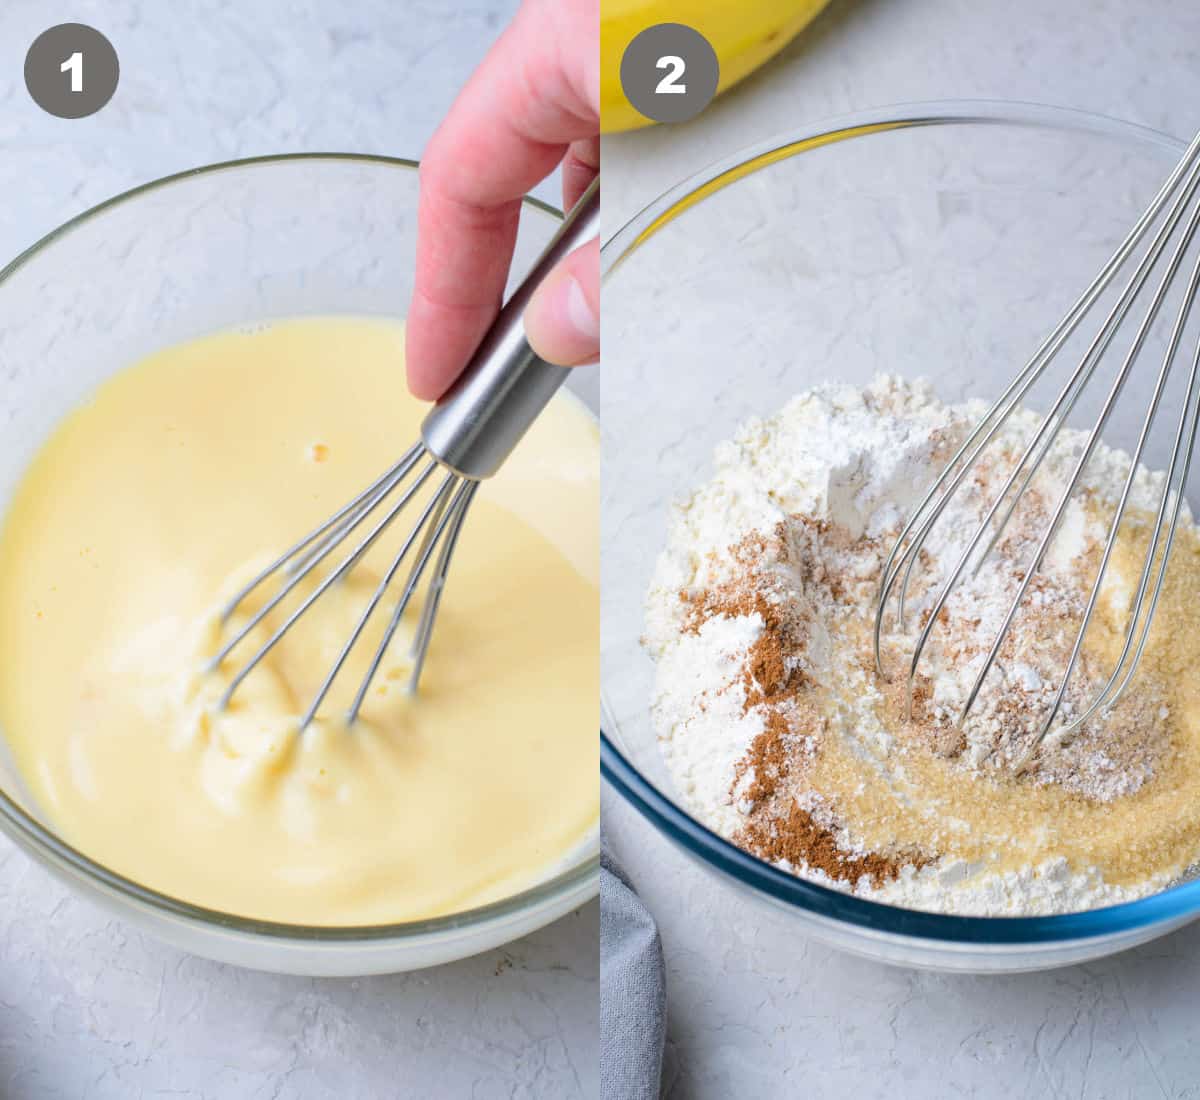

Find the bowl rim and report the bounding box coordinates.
[599,98,1200,945]
[0,152,599,943]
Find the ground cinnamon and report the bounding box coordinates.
[740,803,910,887]
[684,522,919,886]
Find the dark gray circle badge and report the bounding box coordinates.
[25,24,119,119]
[620,23,720,125]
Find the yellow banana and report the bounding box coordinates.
[601,0,833,133]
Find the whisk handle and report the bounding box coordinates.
[420,177,600,480]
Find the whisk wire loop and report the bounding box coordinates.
[210,448,428,671]
[297,469,461,730]
[953,180,1200,734]
[1086,339,1200,723]
[215,454,444,714]
[407,480,478,690]
[217,445,425,630]
[872,132,1200,679]
[346,478,477,726]
[1030,207,1200,748]
[891,142,1200,672]
[876,128,1200,752]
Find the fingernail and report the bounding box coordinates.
[565,275,599,341]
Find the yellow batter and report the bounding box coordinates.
[0,317,598,925]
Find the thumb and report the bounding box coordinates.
[523,237,600,367]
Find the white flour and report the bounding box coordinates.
[645,375,1192,916]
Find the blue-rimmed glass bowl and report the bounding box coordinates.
[600,101,1200,972]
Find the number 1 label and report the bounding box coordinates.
[26,24,118,118]
[61,51,83,93]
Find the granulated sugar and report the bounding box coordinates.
[644,376,1200,916]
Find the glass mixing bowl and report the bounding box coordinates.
[0,156,598,976]
[601,100,1200,972]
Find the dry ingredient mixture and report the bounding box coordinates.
[644,376,1200,915]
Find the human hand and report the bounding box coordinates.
[407,0,600,401]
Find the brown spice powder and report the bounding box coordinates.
[740,803,914,887]
[684,522,921,886]
[733,710,793,806]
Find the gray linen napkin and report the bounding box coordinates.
[600,837,666,1099]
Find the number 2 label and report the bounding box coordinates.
[655,55,686,95]
[61,51,83,93]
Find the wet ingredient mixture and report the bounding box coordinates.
[644,376,1200,915]
[0,317,598,925]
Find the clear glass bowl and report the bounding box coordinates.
[600,100,1200,972]
[0,155,598,976]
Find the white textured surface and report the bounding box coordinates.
[605,787,1200,1098]
[603,0,1200,1095]
[0,2,597,1097]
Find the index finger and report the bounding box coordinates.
[407,0,600,400]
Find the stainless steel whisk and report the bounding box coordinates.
[874,132,1200,759]
[211,179,598,729]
